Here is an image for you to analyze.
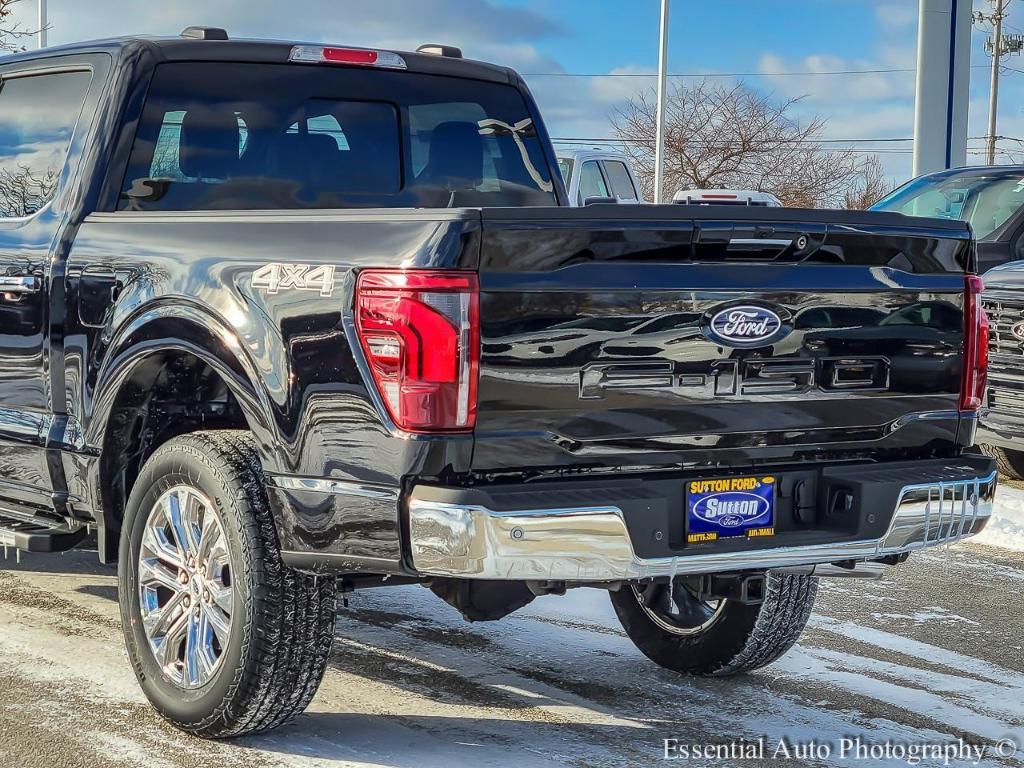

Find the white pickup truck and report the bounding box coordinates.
[556,148,644,205]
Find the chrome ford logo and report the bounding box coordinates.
[1012,321,1024,342]
[708,305,784,346]
[692,492,771,528]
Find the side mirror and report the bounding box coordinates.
[583,195,618,206]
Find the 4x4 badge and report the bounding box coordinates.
[252,263,336,297]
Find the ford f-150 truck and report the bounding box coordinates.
[0,28,997,739]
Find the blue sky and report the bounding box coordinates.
[5,0,1024,181]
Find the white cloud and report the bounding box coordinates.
[7,0,565,65]
[757,51,916,104]
[874,2,918,35]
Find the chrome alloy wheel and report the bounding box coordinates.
[138,485,234,689]
[632,580,728,637]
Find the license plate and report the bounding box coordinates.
[686,475,776,544]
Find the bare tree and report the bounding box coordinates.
[610,80,887,209]
[842,154,895,210]
[0,0,33,52]
[0,165,58,218]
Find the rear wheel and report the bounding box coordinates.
[118,430,338,738]
[609,572,817,676]
[981,444,1024,481]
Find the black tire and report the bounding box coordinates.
[118,430,337,738]
[610,572,817,676]
[981,444,1024,481]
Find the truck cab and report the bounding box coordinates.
[556,148,643,205]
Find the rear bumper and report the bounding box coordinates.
[407,458,997,581]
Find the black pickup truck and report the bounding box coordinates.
[0,28,997,738]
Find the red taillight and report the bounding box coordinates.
[355,270,479,432]
[960,275,989,412]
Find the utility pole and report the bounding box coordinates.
[37,0,46,48]
[975,0,1024,165]
[653,0,670,204]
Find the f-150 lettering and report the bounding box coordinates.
[580,357,890,399]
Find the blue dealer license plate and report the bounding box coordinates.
[686,476,776,544]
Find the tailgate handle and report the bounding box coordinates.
[728,237,795,250]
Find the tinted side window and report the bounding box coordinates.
[604,160,637,201]
[0,70,92,218]
[120,62,557,211]
[579,161,608,203]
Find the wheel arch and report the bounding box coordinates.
[86,304,283,561]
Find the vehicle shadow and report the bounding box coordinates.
[240,712,659,768]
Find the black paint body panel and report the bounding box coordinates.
[0,36,979,576]
[473,210,972,477]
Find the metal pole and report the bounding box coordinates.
[987,0,1005,165]
[653,0,670,203]
[37,0,47,48]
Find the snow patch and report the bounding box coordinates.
[974,486,1024,552]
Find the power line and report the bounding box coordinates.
[550,136,917,145]
[521,65,992,79]
[549,135,1006,146]
[524,67,914,78]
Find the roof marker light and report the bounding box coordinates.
[289,45,407,69]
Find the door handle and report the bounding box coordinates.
[0,275,40,293]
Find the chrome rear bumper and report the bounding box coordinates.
[407,469,997,582]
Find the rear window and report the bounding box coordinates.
[119,62,557,211]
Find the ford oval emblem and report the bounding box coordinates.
[1012,320,1024,342]
[708,305,786,347]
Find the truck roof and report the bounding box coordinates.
[0,30,518,85]
[555,148,632,162]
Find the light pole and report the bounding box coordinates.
[653,0,670,203]
[37,0,46,48]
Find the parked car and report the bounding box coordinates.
[870,165,1024,273]
[556,148,643,205]
[979,262,1024,477]
[0,27,996,741]
[673,189,783,207]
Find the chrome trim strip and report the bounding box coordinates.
[268,476,399,500]
[407,471,997,581]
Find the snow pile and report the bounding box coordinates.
[974,485,1024,552]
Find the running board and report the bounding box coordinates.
[0,511,87,554]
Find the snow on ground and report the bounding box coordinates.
[0,536,1022,766]
[975,486,1024,552]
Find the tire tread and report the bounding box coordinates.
[120,430,337,739]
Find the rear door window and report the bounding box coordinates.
[603,160,638,201]
[0,70,93,217]
[119,62,557,211]
[578,160,608,204]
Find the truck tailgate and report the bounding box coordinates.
[472,206,974,472]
